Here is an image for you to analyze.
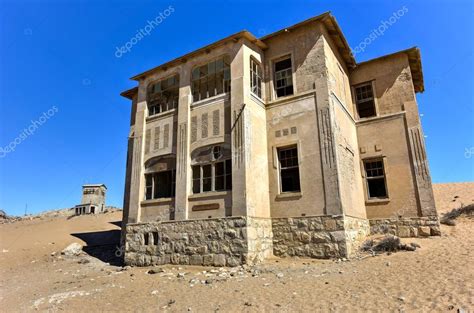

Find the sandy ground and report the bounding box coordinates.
[0,184,473,312]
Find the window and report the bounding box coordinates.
[278,146,300,192]
[354,82,376,118]
[144,170,176,200]
[147,74,179,116]
[192,159,232,193]
[274,57,294,98]
[192,56,231,102]
[364,159,388,199]
[250,58,262,98]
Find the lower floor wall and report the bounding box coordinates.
[369,216,441,237]
[124,215,440,267]
[124,217,273,267]
[272,215,370,259]
[124,215,371,266]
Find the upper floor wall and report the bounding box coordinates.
[349,52,421,123]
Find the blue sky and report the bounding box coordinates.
[1,0,473,216]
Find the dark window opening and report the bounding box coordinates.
[192,56,231,102]
[192,159,232,194]
[147,75,179,116]
[364,159,388,199]
[144,170,176,200]
[143,233,149,245]
[250,58,263,98]
[274,57,294,98]
[355,83,376,118]
[278,146,300,192]
[152,232,159,245]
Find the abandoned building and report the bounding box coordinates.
[120,12,439,267]
[74,184,107,215]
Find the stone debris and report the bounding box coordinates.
[361,235,421,254]
[61,243,83,256]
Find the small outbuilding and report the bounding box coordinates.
[74,184,107,215]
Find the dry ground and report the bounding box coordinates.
[0,183,473,312]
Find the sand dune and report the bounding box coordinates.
[0,183,472,312]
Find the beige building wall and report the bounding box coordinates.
[351,53,436,219]
[120,13,436,229]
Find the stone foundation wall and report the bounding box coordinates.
[124,217,273,267]
[272,216,348,259]
[369,216,441,238]
[344,216,371,256]
[125,214,375,266]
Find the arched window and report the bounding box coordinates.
[190,144,232,194]
[144,157,176,200]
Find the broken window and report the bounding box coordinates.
[364,159,388,199]
[250,58,262,98]
[192,56,231,102]
[144,170,176,200]
[278,146,300,192]
[354,82,376,118]
[147,74,179,116]
[192,159,232,194]
[274,57,294,98]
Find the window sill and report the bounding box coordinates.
[141,198,175,205]
[191,93,229,108]
[275,192,302,200]
[146,109,177,122]
[188,190,230,200]
[365,198,390,205]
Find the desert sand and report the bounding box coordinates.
[0,183,473,312]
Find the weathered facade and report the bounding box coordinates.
[75,184,107,215]
[120,12,439,266]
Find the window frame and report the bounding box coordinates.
[191,55,231,103]
[191,159,232,194]
[353,81,378,119]
[277,145,301,193]
[144,169,176,200]
[146,74,180,117]
[250,57,263,99]
[363,158,389,200]
[272,55,295,99]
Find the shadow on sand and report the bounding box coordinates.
[71,223,123,266]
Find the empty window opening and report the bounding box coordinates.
[147,75,179,116]
[144,170,176,200]
[278,146,300,192]
[152,232,159,245]
[274,57,294,98]
[192,56,231,102]
[355,82,376,118]
[250,58,263,98]
[143,233,149,246]
[364,159,388,199]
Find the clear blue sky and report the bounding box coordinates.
[1,0,473,216]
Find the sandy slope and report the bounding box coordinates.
[0,184,473,312]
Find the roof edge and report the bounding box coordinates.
[120,86,138,100]
[356,47,424,93]
[260,11,356,68]
[130,31,266,81]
